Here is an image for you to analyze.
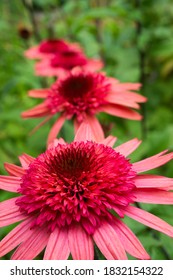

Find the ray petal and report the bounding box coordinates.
[114,138,141,157]
[123,205,173,237]
[44,227,70,260]
[93,220,127,260]
[11,227,49,260]
[68,223,94,260]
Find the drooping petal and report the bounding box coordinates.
[29,116,52,135]
[101,135,117,147]
[68,223,94,260]
[0,176,21,192]
[28,89,50,98]
[110,217,150,259]
[47,115,66,145]
[133,151,173,173]
[74,123,95,142]
[135,174,173,190]
[0,198,26,227]
[85,115,104,141]
[93,220,127,260]
[44,227,70,260]
[133,189,173,204]
[114,138,141,157]
[0,217,34,257]
[21,102,50,118]
[19,153,35,169]
[123,205,173,237]
[4,163,25,177]
[101,104,142,120]
[11,227,49,260]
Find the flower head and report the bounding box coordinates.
[34,50,103,77]
[22,69,146,145]
[24,39,103,76]
[24,39,81,60]
[0,124,173,260]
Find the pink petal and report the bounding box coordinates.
[93,220,127,259]
[100,135,117,147]
[47,115,66,145]
[101,104,142,120]
[24,46,42,59]
[133,189,173,204]
[4,163,25,176]
[73,119,80,134]
[0,217,34,257]
[0,198,26,227]
[0,175,21,192]
[19,153,34,169]
[68,223,94,260]
[105,92,140,109]
[135,175,173,190]
[44,227,70,260]
[29,115,52,135]
[83,59,104,72]
[110,81,141,91]
[111,218,150,259]
[114,138,141,157]
[123,205,173,237]
[133,151,173,173]
[11,227,49,260]
[74,123,95,142]
[48,138,66,149]
[21,102,50,118]
[85,115,104,141]
[28,89,50,98]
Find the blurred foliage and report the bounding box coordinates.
[0,0,173,260]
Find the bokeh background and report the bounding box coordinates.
[0,0,173,259]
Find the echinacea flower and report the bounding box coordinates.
[22,69,146,145]
[0,123,173,260]
[24,39,82,60]
[34,50,103,77]
[24,39,103,76]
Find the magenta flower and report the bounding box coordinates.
[34,51,103,77]
[24,39,82,60]
[22,69,146,145]
[24,39,103,76]
[0,124,173,260]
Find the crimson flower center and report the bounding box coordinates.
[39,40,68,53]
[50,51,87,69]
[16,142,136,234]
[46,73,110,121]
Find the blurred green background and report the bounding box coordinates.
[0,0,173,259]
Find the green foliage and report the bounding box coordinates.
[0,0,173,260]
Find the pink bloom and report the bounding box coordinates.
[24,39,82,60]
[22,69,146,145]
[0,123,173,260]
[34,51,103,77]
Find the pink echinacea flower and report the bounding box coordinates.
[22,69,146,145]
[24,39,103,76]
[0,123,173,260]
[24,39,82,60]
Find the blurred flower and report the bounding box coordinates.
[0,123,173,260]
[34,51,103,76]
[24,39,103,75]
[22,69,146,145]
[24,39,81,59]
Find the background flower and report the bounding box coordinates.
[22,69,146,144]
[0,124,173,260]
